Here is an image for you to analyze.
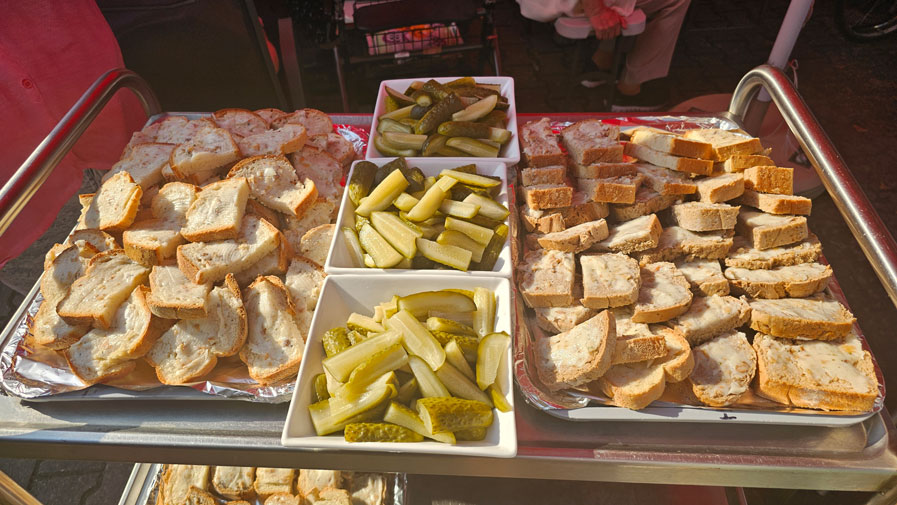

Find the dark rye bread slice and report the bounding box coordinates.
[521,184,574,211]
[570,161,635,179]
[629,128,713,159]
[623,143,713,176]
[670,202,739,232]
[610,186,678,222]
[634,163,696,195]
[737,189,811,215]
[577,174,645,204]
[736,210,807,250]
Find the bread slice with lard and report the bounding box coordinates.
[631,262,693,323]
[151,182,199,223]
[212,466,255,500]
[212,108,268,138]
[282,198,337,251]
[534,310,616,390]
[737,189,811,215]
[177,214,281,284]
[82,171,143,231]
[123,219,187,266]
[629,128,713,159]
[576,174,645,204]
[592,213,662,254]
[580,253,640,309]
[240,276,305,385]
[725,234,821,270]
[743,165,793,194]
[681,128,763,161]
[271,108,333,135]
[297,469,343,499]
[669,294,751,345]
[736,210,808,250]
[748,295,855,340]
[238,124,308,157]
[307,132,356,168]
[284,256,327,312]
[688,330,756,407]
[520,118,565,168]
[289,145,343,204]
[104,143,175,190]
[521,183,574,210]
[671,202,740,232]
[154,117,216,145]
[233,235,293,287]
[725,262,832,299]
[633,163,697,195]
[518,249,575,308]
[298,223,335,267]
[570,161,635,179]
[609,186,678,222]
[147,264,211,319]
[181,177,251,242]
[623,143,713,176]
[610,309,668,365]
[534,305,597,334]
[169,125,241,179]
[636,226,734,264]
[537,219,608,253]
[32,243,95,349]
[157,464,211,505]
[695,173,745,203]
[521,165,566,186]
[561,119,623,165]
[674,258,729,296]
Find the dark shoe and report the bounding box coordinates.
[611,79,670,112]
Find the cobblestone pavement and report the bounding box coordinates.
[1,1,895,503]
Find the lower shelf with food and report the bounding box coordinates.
[121,463,403,505]
[282,274,516,458]
[0,108,369,403]
[512,115,885,427]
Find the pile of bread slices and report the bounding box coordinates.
[29,108,354,387]
[517,118,879,412]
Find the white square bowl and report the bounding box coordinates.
[366,76,519,164]
[281,275,517,458]
[324,158,512,278]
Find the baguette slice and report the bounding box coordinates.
[623,143,713,176]
[537,219,608,253]
[64,286,165,385]
[521,165,566,186]
[212,108,268,137]
[169,126,241,178]
[609,186,678,222]
[123,219,185,266]
[717,154,775,173]
[736,210,808,250]
[238,124,308,157]
[725,234,822,269]
[737,189,811,215]
[696,173,744,203]
[298,223,335,267]
[569,161,636,179]
[671,202,739,232]
[689,330,756,406]
[40,245,92,307]
[753,331,878,411]
[725,262,832,299]
[289,145,342,203]
[212,466,256,500]
[521,183,574,211]
[681,129,763,161]
[270,108,333,135]
[104,143,175,189]
[158,465,210,505]
[240,276,305,385]
[64,229,118,258]
[182,177,251,242]
[653,328,694,382]
[520,118,565,168]
[284,256,327,312]
[669,295,751,345]
[576,174,644,204]
[254,468,296,498]
[254,108,286,126]
[307,132,356,168]
[611,309,667,365]
[599,360,666,410]
[636,227,733,264]
[535,311,616,390]
[233,235,292,288]
[184,487,217,505]
[56,250,150,329]
[82,171,143,231]
[177,215,281,284]
[633,163,697,195]
[631,262,693,323]
[581,253,640,309]
[534,305,597,334]
[592,213,662,254]
[743,165,793,195]
[630,129,713,159]
[748,295,856,340]
[561,119,623,165]
[228,155,317,219]
[148,264,211,319]
[674,258,729,296]
[518,249,575,308]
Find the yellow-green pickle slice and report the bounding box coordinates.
[344,422,424,443]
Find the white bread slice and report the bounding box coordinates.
[254,468,295,498]
[561,119,623,165]
[753,331,878,411]
[534,305,597,333]
[599,360,666,410]
[537,219,608,253]
[289,146,342,203]
[636,226,734,264]
[177,214,281,284]
[696,173,744,203]
[736,210,808,250]
[671,202,739,231]
[82,171,142,231]
[592,213,662,254]
[307,132,356,168]
[521,165,566,186]
[158,465,211,505]
[151,182,199,224]
[569,161,636,179]
[40,245,92,307]
[633,163,696,195]
[580,253,640,309]
[271,108,333,135]
[717,154,775,173]
[169,125,241,179]
[725,234,822,270]
[520,118,565,167]
[283,197,336,236]
[238,124,308,157]
[518,249,575,307]
[228,155,318,219]
[56,250,150,329]
[184,487,217,505]
[284,256,326,312]
[299,223,335,267]
[31,301,89,350]
[347,473,386,505]
[743,165,793,195]
[748,295,856,340]
[669,294,751,345]
[631,262,693,323]
[233,235,292,288]
[297,470,342,499]
[520,205,565,234]
[737,189,811,215]
[609,186,678,222]
[123,125,159,157]
[674,258,729,296]
[66,229,118,255]
[576,174,645,204]
[74,193,94,230]
[653,328,694,382]
[254,108,287,126]
[123,219,184,266]
[623,143,713,176]
[521,183,574,210]
[611,309,667,365]
[681,129,763,161]
[630,129,713,159]
[240,276,305,385]
[535,311,616,390]
[148,264,211,319]
[154,117,216,144]
[264,493,301,505]
[212,108,268,137]
[212,466,255,500]
[181,178,251,242]
[725,262,832,299]
[64,286,165,385]
[104,143,175,189]
[689,330,756,406]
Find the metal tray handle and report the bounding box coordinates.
[728,64,897,308]
[0,68,161,237]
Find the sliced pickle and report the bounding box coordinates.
[452,94,498,122]
[355,169,409,217]
[407,355,450,398]
[355,214,371,232]
[371,211,420,259]
[444,217,494,246]
[313,373,330,402]
[474,223,508,271]
[342,227,366,268]
[358,223,403,268]
[454,427,487,441]
[430,331,479,362]
[438,199,479,219]
[436,230,486,263]
[379,103,416,121]
[347,161,378,206]
[398,290,477,319]
[416,238,472,271]
[472,287,496,338]
[426,317,477,337]
[373,134,417,157]
[445,137,500,158]
[322,327,351,357]
[444,339,475,381]
[393,192,420,212]
[476,332,511,390]
[396,377,420,405]
[404,183,447,222]
[382,132,427,150]
[339,343,409,399]
[436,361,492,405]
[462,193,509,221]
[323,329,402,382]
[344,422,423,443]
[377,117,414,134]
[383,402,455,444]
[439,169,501,188]
[309,379,396,435]
[388,310,446,370]
[489,385,512,413]
[416,397,493,434]
[347,312,385,333]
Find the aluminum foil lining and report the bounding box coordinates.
[510,114,887,419]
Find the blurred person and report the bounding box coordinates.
[0,1,144,279]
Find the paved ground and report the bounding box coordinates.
[2,1,896,503]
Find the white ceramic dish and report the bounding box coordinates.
[324,158,512,277]
[282,275,517,458]
[366,76,519,164]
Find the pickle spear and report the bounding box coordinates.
[356,168,409,217]
[398,290,477,319]
[344,422,423,443]
[445,137,500,158]
[388,310,446,370]
[426,317,477,337]
[417,397,493,434]
[393,192,420,212]
[472,287,496,338]
[370,211,420,259]
[407,355,450,398]
[444,217,494,246]
[396,377,420,405]
[339,343,409,399]
[347,312,385,333]
[436,361,492,405]
[404,182,447,222]
[438,199,479,219]
[430,331,478,362]
[474,223,508,271]
[309,378,396,435]
[439,169,501,188]
[358,223,403,268]
[323,329,402,382]
[374,134,417,157]
[444,339,475,381]
[313,373,330,402]
[476,332,511,391]
[347,161,378,206]
[452,94,498,122]
[322,327,351,357]
[436,230,486,263]
[416,93,464,135]
[342,227,366,268]
[383,402,456,444]
[416,238,472,271]
[462,193,509,221]
[455,427,487,441]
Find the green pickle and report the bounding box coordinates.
[344,422,424,443]
[416,397,494,434]
[426,317,477,336]
[474,223,508,271]
[421,79,451,100]
[430,331,479,362]
[313,373,330,402]
[396,377,420,404]
[383,402,455,444]
[415,93,464,134]
[354,214,371,232]
[454,427,487,441]
[322,327,351,357]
